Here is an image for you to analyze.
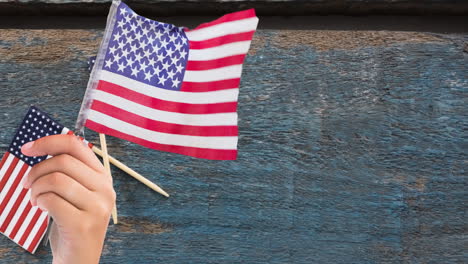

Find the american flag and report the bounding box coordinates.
[0,106,90,253]
[77,0,258,160]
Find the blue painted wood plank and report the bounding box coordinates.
[0,25,466,263]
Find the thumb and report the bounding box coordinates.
[20,134,103,173]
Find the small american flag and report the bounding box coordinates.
[0,106,90,253]
[77,0,258,160]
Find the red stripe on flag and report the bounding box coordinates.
[189,31,256,50]
[18,209,42,246]
[186,9,256,31]
[9,202,31,239]
[97,80,237,114]
[0,188,28,232]
[85,120,238,160]
[180,78,240,92]
[0,152,9,169]
[27,216,48,253]
[186,54,246,71]
[0,163,29,215]
[91,100,238,137]
[0,157,19,193]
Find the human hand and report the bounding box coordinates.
[21,134,116,264]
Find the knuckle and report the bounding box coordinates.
[64,134,76,146]
[108,188,117,204]
[93,200,112,219]
[100,182,116,204]
[79,196,113,233]
[46,172,62,186]
[36,192,56,205]
[94,177,108,191]
[65,134,82,149]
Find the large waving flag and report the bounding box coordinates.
[76,0,258,160]
[0,107,90,253]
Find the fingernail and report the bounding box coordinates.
[30,198,36,206]
[21,141,34,155]
[37,202,47,212]
[22,141,34,150]
[20,175,29,189]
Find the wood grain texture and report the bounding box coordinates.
[1,0,468,15]
[0,19,467,263]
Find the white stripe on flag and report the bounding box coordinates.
[22,212,48,251]
[0,159,25,204]
[0,167,31,224]
[184,65,244,83]
[87,110,238,149]
[93,90,238,126]
[100,70,239,103]
[13,205,38,243]
[188,41,253,61]
[0,154,14,183]
[4,191,31,236]
[185,17,259,41]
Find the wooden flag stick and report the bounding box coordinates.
[92,146,170,197]
[75,132,168,196]
[99,133,118,224]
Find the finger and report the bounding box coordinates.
[21,134,103,173]
[23,154,107,191]
[36,192,82,226]
[30,172,95,211]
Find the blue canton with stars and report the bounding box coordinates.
[9,106,65,166]
[102,2,189,91]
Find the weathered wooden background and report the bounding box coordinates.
[0,2,467,263]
